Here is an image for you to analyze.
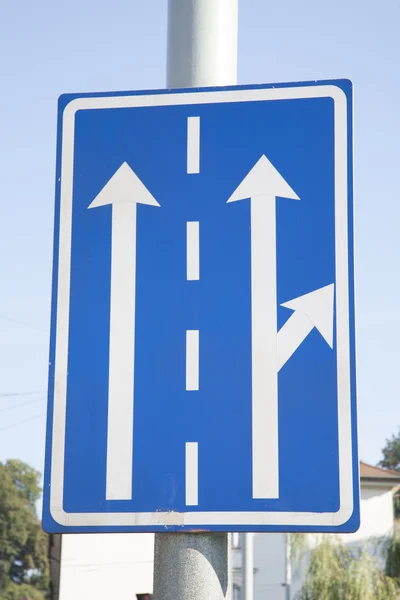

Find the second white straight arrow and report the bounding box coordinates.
[88,161,160,501]
[227,155,299,500]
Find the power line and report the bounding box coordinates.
[0,396,46,413]
[0,314,48,333]
[0,413,46,432]
[0,391,46,398]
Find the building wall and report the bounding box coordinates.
[341,484,395,542]
[254,533,287,600]
[59,533,154,600]
[232,533,287,600]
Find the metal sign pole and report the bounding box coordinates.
[153,1,238,599]
[166,0,238,89]
[242,533,254,600]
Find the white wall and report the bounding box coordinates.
[232,533,287,600]
[60,533,154,600]
[254,533,287,600]
[341,484,395,542]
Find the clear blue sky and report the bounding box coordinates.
[0,0,399,476]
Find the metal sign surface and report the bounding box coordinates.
[43,80,359,532]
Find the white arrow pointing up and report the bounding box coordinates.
[227,155,299,499]
[277,284,334,371]
[89,161,160,501]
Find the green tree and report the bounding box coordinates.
[291,534,400,600]
[300,537,399,600]
[1,582,47,600]
[0,460,48,600]
[385,525,400,580]
[378,428,400,519]
[378,428,400,471]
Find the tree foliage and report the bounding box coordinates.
[385,525,400,580]
[0,460,48,599]
[299,537,400,600]
[378,428,400,519]
[291,534,400,600]
[1,582,47,600]
[378,428,400,471]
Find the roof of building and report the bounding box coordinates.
[360,461,400,482]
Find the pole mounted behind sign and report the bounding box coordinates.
[153,1,239,599]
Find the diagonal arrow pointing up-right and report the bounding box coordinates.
[277,284,335,372]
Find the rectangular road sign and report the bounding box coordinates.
[43,80,359,533]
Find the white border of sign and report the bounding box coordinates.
[50,84,354,528]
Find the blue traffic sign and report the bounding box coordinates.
[43,80,359,533]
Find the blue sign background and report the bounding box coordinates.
[43,80,359,532]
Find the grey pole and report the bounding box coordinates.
[153,533,232,600]
[285,533,292,600]
[242,533,254,600]
[166,0,238,88]
[153,1,238,599]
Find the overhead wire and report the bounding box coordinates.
[0,391,46,398]
[0,396,46,412]
[0,413,46,432]
[0,314,48,333]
